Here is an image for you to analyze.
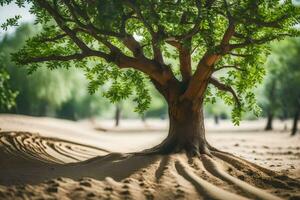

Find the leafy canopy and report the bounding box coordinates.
[263,38,300,117]
[0,62,18,110]
[1,0,300,124]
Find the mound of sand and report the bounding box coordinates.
[0,114,300,200]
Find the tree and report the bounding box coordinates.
[261,53,281,131]
[261,38,300,135]
[0,24,75,116]
[0,63,17,111]
[1,1,299,156]
[275,38,300,135]
[115,104,121,127]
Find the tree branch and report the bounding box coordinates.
[36,0,178,90]
[220,15,235,53]
[37,0,91,52]
[214,65,245,72]
[179,45,192,82]
[166,37,192,82]
[63,0,124,38]
[122,35,144,57]
[228,52,251,58]
[177,0,202,40]
[245,13,289,29]
[181,15,236,100]
[181,53,220,100]
[209,77,241,107]
[124,0,164,64]
[19,51,111,64]
[116,54,174,85]
[229,34,293,50]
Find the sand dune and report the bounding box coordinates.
[0,114,300,200]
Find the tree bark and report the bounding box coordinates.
[150,99,210,156]
[115,104,121,127]
[291,108,299,136]
[265,112,273,131]
[214,115,219,125]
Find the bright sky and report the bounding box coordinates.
[0,3,35,39]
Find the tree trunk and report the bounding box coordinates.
[149,100,210,156]
[291,108,299,136]
[115,104,121,127]
[141,114,146,122]
[265,112,273,131]
[214,115,219,125]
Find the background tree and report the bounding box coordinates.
[0,63,17,111]
[1,0,300,156]
[0,23,111,119]
[205,99,230,124]
[276,38,300,135]
[260,53,281,131]
[261,38,300,135]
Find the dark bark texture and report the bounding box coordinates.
[149,98,210,156]
[115,105,121,127]
[291,108,299,136]
[265,112,273,131]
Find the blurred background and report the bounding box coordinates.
[0,4,299,136]
[0,3,300,179]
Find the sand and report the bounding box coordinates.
[0,114,299,200]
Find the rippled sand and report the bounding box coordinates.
[0,114,299,200]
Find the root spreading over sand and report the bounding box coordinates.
[0,131,300,200]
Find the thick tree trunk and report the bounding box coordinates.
[291,108,299,136]
[150,100,210,156]
[265,112,273,131]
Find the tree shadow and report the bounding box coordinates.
[0,131,159,185]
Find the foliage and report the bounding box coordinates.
[258,52,281,118]
[0,63,18,111]
[261,38,300,119]
[1,0,300,124]
[275,38,300,115]
[0,23,111,118]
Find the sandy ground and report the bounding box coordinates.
[0,114,299,200]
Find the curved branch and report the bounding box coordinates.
[19,51,111,65]
[122,35,144,57]
[178,44,192,82]
[214,65,245,72]
[177,0,203,40]
[209,77,241,107]
[228,52,251,58]
[181,53,219,100]
[229,33,293,50]
[124,0,164,64]
[36,0,91,52]
[181,15,235,100]
[166,38,192,82]
[65,0,124,38]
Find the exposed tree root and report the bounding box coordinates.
[137,136,212,158]
[175,157,249,200]
[1,132,300,199]
[200,154,282,200]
